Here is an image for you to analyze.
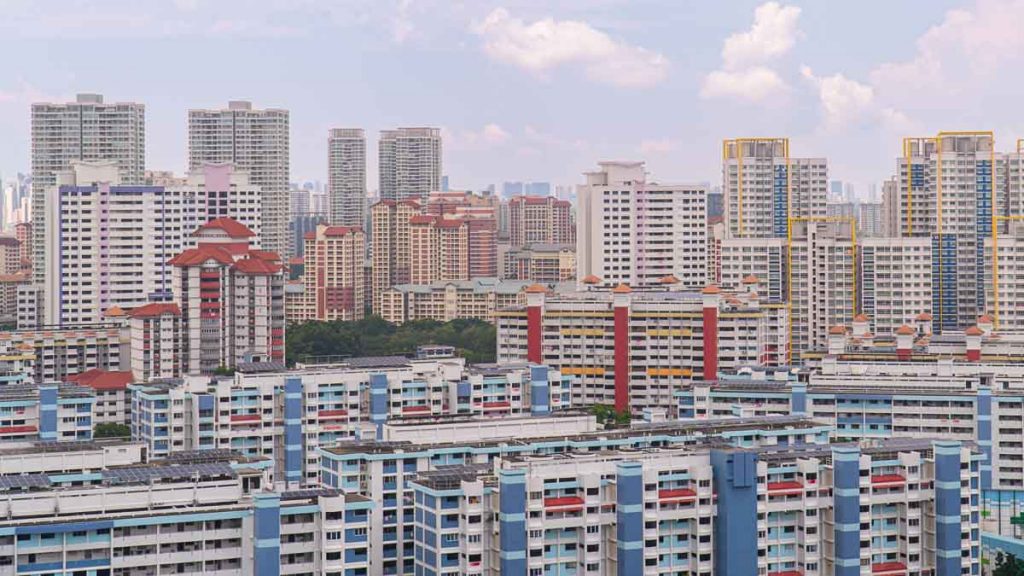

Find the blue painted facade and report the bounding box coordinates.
[530,365,550,415]
[38,384,58,441]
[615,461,643,576]
[370,373,388,439]
[832,446,861,576]
[253,493,282,576]
[710,449,757,574]
[498,469,527,575]
[283,377,303,485]
[935,441,963,576]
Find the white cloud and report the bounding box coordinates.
[472,7,669,88]
[870,0,1024,102]
[700,67,787,103]
[639,138,680,155]
[442,123,511,151]
[701,2,799,103]
[800,66,909,132]
[722,2,801,70]
[392,0,416,44]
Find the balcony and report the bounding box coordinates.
[871,561,907,574]
[870,474,905,486]
[543,496,585,512]
[767,481,804,495]
[658,488,697,503]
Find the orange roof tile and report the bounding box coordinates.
[581,274,601,284]
[701,284,721,295]
[128,302,181,318]
[895,325,916,336]
[194,217,255,238]
[524,284,548,294]
[916,312,933,321]
[67,369,134,391]
[965,326,984,336]
[828,325,846,335]
[611,284,632,294]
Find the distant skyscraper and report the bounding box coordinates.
[441,175,450,192]
[31,93,145,285]
[722,138,827,239]
[525,182,551,196]
[707,189,724,219]
[291,186,311,216]
[378,127,442,201]
[577,161,706,288]
[328,128,367,227]
[507,196,574,248]
[188,100,290,256]
[502,182,524,199]
[830,180,844,200]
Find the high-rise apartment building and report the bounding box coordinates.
[370,200,420,309]
[31,93,145,285]
[424,191,499,278]
[788,220,857,358]
[188,101,290,256]
[899,133,994,331]
[170,218,285,374]
[293,224,365,322]
[881,177,900,237]
[378,127,442,201]
[328,128,367,227]
[859,237,933,337]
[34,161,262,326]
[858,201,884,237]
[576,161,706,288]
[507,195,575,248]
[722,138,827,239]
[408,215,468,284]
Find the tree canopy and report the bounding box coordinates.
[286,316,497,366]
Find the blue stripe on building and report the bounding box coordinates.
[710,449,758,574]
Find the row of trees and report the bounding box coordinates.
[286,316,497,365]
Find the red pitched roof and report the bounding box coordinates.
[435,219,465,229]
[247,250,281,262]
[194,217,256,238]
[68,369,134,391]
[232,257,282,275]
[612,283,632,294]
[168,245,235,267]
[128,302,181,318]
[409,215,438,225]
[322,226,360,237]
[895,325,916,336]
[965,326,984,336]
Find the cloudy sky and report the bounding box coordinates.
[1,0,1022,196]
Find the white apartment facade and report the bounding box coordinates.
[328,128,367,227]
[859,237,933,336]
[576,161,707,289]
[722,138,827,239]
[34,161,262,326]
[378,127,442,201]
[31,93,146,286]
[189,100,290,256]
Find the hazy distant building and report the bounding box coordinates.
[328,128,367,227]
[31,93,145,285]
[189,100,290,256]
[378,127,441,201]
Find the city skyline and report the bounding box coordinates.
[4,0,1023,193]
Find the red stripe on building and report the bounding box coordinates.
[526,304,542,364]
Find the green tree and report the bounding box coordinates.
[994,552,1024,576]
[285,316,497,366]
[94,423,131,438]
[589,404,632,428]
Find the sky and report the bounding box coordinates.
[2,0,1024,197]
